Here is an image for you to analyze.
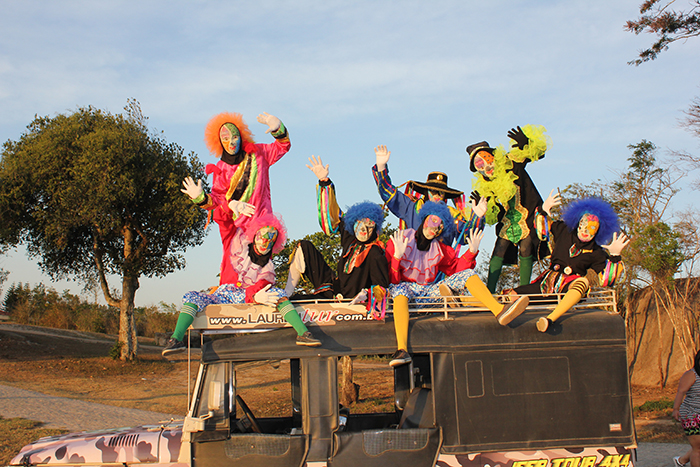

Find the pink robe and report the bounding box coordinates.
[203,136,290,285]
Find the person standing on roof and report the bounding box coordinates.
[180,111,290,286]
[284,156,389,313]
[372,145,487,247]
[385,201,530,367]
[162,212,321,356]
[467,125,551,292]
[509,191,629,332]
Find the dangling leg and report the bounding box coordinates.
[277,298,321,346]
[162,302,199,356]
[537,278,589,332]
[284,243,306,297]
[390,294,412,367]
[465,275,529,326]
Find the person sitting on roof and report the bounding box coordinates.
[385,201,530,367]
[284,156,389,312]
[372,145,487,247]
[162,211,321,356]
[508,191,629,332]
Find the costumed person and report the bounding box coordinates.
[284,156,389,312]
[372,145,487,246]
[162,211,321,356]
[467,125,551,292]
[385,201,530,367]
[181,111,290,286]
[672,350,700,467]
[510,191,629,333]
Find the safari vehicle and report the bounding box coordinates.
[11,291,636,467]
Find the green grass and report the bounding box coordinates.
[0,416,68,466]
[635,398,674,413]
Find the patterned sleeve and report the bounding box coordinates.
[533,207,552,242]
[372,164,420,228]
[598,259,625,287]
[317,178,343,235]
[451,204,486,245]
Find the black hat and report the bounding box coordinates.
[408,172,463,200]
[466,141,494,173]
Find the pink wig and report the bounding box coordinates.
[245,211,287,254]
[204,112,256,156]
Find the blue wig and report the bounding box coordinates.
[561,198,619,245]
[343,201,384,235]
[418,201,456,241]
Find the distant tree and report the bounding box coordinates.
[0,100,207,360]
[626,0,700,65]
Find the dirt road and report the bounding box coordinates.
[0,383,178,432]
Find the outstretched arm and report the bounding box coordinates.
[310,156,342,235]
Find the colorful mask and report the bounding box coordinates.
[474,150,495,179]
[428,190,446,202]
[577,213,600,242]
[219,123,241,155]
[423,215,444,240]
[353,218,376,242]
[254,226,278,255]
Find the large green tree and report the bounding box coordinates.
[0,100,206,360]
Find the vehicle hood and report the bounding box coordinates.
[9,421,185,466]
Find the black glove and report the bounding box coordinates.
[507,126,529,150]
[469,191,481,204]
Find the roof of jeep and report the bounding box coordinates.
[201,308,625,363]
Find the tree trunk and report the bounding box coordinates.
[119,275,139,361]
[339,355,359,406]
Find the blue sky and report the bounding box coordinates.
[1,0,699,307]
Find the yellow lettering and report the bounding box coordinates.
[619,454,630,466]
[551,459,565,467]
[598,456,611,467]
[580,456,597,467]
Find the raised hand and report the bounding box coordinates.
[467,228,485,254]
[181,176,204,200]
[254,284,279,307]
[602,232,630,257]
[228,199,256,217]
[470,194,488,218]
[507,126,529,150]
[257,112,281,134]
[306,155,330,181]
[391,230,408,260]
[542,189,561,216]
[374,145,391,171]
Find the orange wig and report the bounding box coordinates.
[204,112,256,157]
